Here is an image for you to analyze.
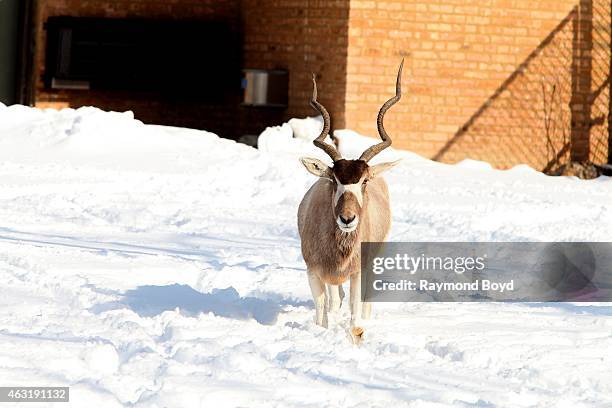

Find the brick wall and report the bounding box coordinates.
[32,0,349,140]
[31,0,610,168]
[588,0,611,164]
[345,0,611,169]
[242,0,349,129]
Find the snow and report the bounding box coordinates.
[0,104,611,407]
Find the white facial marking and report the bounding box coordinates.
[333,176,364,233]
[333,178,364,206]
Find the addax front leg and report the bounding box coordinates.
[349,272,364,343]
[362,301,372,320]
[308,271,328,328]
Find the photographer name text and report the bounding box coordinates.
[373,279,515,293]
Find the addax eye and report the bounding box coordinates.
[362,179,369,187]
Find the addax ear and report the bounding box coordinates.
[299,157,333,179]
[369,159,402,178]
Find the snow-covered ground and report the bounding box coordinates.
[0,103,611,407]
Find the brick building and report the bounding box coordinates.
[2,0,611,170]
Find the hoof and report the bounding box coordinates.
[350,326,364,344]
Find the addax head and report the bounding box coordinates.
[300,60,404,233]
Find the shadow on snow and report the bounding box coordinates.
[92,284,305,325]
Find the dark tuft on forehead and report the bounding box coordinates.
[332,159,369,184]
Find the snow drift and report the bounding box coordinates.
[0,104,611,407]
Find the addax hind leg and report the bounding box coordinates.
[308,270,328,328]
[327,283,345,313]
